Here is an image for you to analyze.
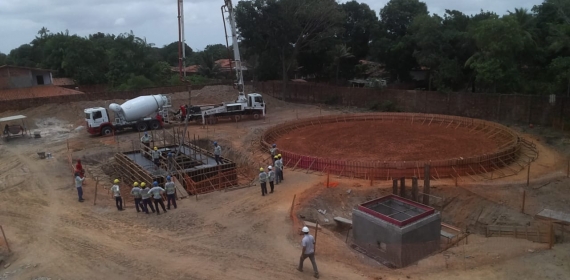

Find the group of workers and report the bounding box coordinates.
[110,176,177,215]
[258,145,284,196]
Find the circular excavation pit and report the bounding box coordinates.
[262,113,536,180]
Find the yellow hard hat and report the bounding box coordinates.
[274,155,278,159]
[259,167,264,171]
[278,154,282,157]
[114,179,120,184]
[133,182,139,187]
[154,147,158,150]
[141,182,146,188]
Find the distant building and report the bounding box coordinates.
[0,65,54,90]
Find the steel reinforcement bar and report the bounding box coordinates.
[261,113,522,180]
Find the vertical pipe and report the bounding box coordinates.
[521,190,526,213]
[423,164,431,205]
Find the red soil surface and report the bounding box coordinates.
[275,120,500,161]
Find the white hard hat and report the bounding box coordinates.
[268,166,272,169]
[302,226,310,233]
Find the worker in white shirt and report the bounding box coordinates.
[75,172,85,202]
[259,167,268,196]
[130,182,145,213]
[148,181,167,215]
[151,147,161,169]
[213,141,222,165]
[267,166,275,193]
[141,132,151,148]
[110,179,124,211]
[298,226,319,278]
[164,176,177,210]
[276,154,284,181]
[140,182,155,214]
[270,144,278,164]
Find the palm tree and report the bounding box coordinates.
[330,44,354,84]
[37,27,50,39]
[197,53,222,78]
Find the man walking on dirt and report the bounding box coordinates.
[141,132,151,148]
[298,226,319,278]
[164,176,177,210]
[75,172,85,202]
[267,166,275,193]
[140,182,155,214]
[110,179,124,211]
[213,142,222,165]
[149,181,168,215]
[259,167,268,196]
[130,182,145,213]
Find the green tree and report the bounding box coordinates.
[197,53,223,78]
[160,41,193,66]
[236,0,344,99]
[373,0,428,81]
[341,1,378,60]
[329,44,354,84]
[0,52,6,65]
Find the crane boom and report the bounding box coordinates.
[223,0,246,103]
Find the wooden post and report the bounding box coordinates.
[93,177,99,206]
[370,170,374,186]
[392,179,398,195]
[521,190,526,213]
[399,177,406,197]
[290,194,297,218]
[411,177,418,202]
[527,160,531,186]
[326,170,330,188]
[423,164,431,205]
[549,222,554,249]
[314,221,319,253]
[345,228,351,243]
[0,225,10,252]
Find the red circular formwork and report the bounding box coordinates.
[261,113,524,180]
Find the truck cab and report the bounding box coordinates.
[247,93,265,109]
[85,107,111,135]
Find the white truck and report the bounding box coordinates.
[84,94,171,136]
[185,93,265,124]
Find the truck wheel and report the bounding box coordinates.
[137,122,148,132]
[252,113,261,120]
[101,126,113,136]
[149,120,161,130]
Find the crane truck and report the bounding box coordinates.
[176,0,266,125]
[84,94,171,136]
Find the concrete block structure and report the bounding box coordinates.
[0,65,53,89]
[352,195,441,267]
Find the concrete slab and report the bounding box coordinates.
[303,221,322,230]
[334,217,353,225]
[536,208,570,225]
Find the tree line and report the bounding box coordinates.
[1,0,570,95]
[0,28,231,89]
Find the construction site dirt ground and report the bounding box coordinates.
[0,85,569,279]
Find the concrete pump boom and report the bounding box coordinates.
[222,0,246,103]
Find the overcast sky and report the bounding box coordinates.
[0,0,544,54]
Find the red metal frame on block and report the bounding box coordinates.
[357,195,435,227]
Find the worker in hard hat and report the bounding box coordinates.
[151,147,161,169]
[140,182,155,214]
[130,181,144,213]
[273,156,281,185]
[259,167,268,196]
[110,179,124,211]
[270,144,278,164]
[75,172,85,202]
[275,155,283,184]
[213,141,222,165]
[75,159,85,178]
[167,152,174,172]
[164,176,177,210]
[141,132,151,148]
[298,226,319,278]
[148,181,167,215]
[267,166,275,193]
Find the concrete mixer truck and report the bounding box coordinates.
[84,94,171,136]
